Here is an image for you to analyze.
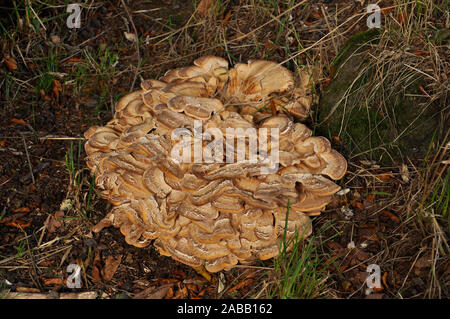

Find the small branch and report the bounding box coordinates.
[21,134,35,185]
[121,0,141,92]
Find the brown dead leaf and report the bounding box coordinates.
[415,255,431,269]
[157,278,179,285]
[222,11,232,26]
[91,251,102,282]
[380,210,400,223]
[52,79,62,98]
[6,221,30,229]
[43,278,63,286]
[13,207,31,214]
[10,118,27,126]
[173,268,186,279]
[164,286,174,299]
[352,200,364,210]
[133,284,173,299]
[186,283,199,294]
[310,10,323,19]
[103,255,122,281]
[366,193,375,203]
[47,211,65,233]
[414,49,430,56]
[377,172,394,180]
[353,248,371,262]
[4,56,17,71]
[226,278,254,294]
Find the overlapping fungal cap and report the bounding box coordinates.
[85,56,346,272]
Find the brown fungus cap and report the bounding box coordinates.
[85,56,347,272]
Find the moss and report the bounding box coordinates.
[316,30,442,164]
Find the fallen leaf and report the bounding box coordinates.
[186,283,199,294]
[39,260,54,267]
[157,278,179,285]
[0,139,5,147]
[310,10,323,19]
[13,207,31,214]
[43,278,63,286]
[415,255,431,269]
[10,118,27,126]
[379,210,400,223]
[4,56,17,71]
[352,200,364,210]
[414,49,430,56]
[91,251,102,282]
[377,172,394,181]
[164,286,174,299]
[47,211,65,233]
[6,221,30,229]
[222,11,232,26]
[52,79,62,98]
[173,268,186,280]
[353,248,371,262]
[366,193,375,203]
[226,279,254,294]
[133,284,173,299]
[103,255,122,281]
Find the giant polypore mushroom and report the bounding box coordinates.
[85,56,347,273]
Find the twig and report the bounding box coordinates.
[21,134,35,184]
[121,0,141,92]
[27,0,46,31]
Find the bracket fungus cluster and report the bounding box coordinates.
[85,56,347,272]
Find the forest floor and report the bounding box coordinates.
[0,0,448,299]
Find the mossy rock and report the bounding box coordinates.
[316,29,444,164]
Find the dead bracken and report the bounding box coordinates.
[84,56,347,272]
